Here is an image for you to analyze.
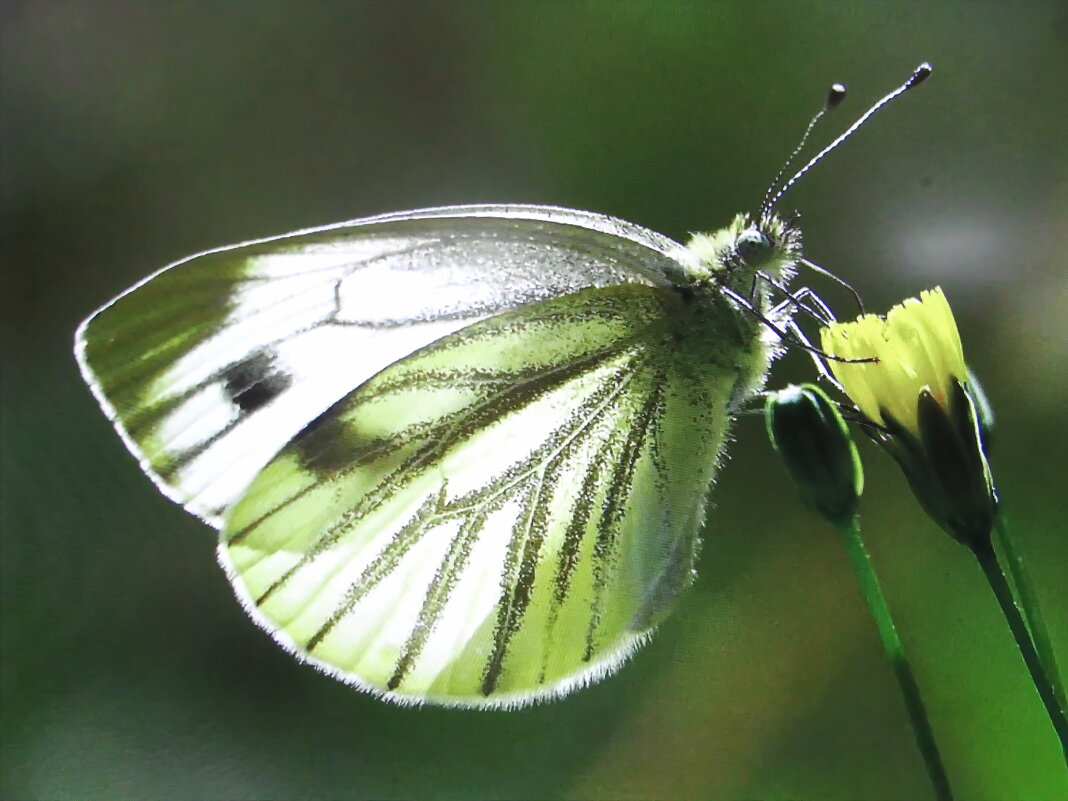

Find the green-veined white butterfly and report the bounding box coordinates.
[75,65,930,708]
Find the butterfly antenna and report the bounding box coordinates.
[763,63,932,216]
[758,83,847,224]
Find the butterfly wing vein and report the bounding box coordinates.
[220,284,726,706]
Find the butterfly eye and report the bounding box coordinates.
[736,229,773,265]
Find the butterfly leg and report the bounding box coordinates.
[721,285,870,366]
[762,276,837,325]
[782,315,842,386]
[745,270,837,325]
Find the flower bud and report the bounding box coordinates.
[766,383,863,527]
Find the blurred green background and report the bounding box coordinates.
[3,2,1066,799]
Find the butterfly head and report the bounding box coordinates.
[734,227,774,266]
[679,212,801,295]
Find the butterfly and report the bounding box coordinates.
[74,66,930,708]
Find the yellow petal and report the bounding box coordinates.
[820,287,965,435]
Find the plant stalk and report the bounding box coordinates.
[973,538,1068,765]
[991,513,1067,719]
[836,516,954,801]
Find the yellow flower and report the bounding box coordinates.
[819,287,965,434]
[820,287,996,550]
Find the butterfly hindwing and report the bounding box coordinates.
[219,283,735,707]
[75,205,689,525]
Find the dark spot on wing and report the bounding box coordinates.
[223,351,291,413]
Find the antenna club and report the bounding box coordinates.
[909,63,934,87]
[826,84,847,110]
[763,63,934,216]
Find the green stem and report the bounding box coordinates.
[992,513,1067,719]
[973,538,1068,765]
[835,516,954,801]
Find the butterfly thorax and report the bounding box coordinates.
[660,212,801,403]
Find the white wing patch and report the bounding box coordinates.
[76,206,692,525]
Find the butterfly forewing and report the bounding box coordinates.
[75,206,689,525]
[219,284,733,707]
